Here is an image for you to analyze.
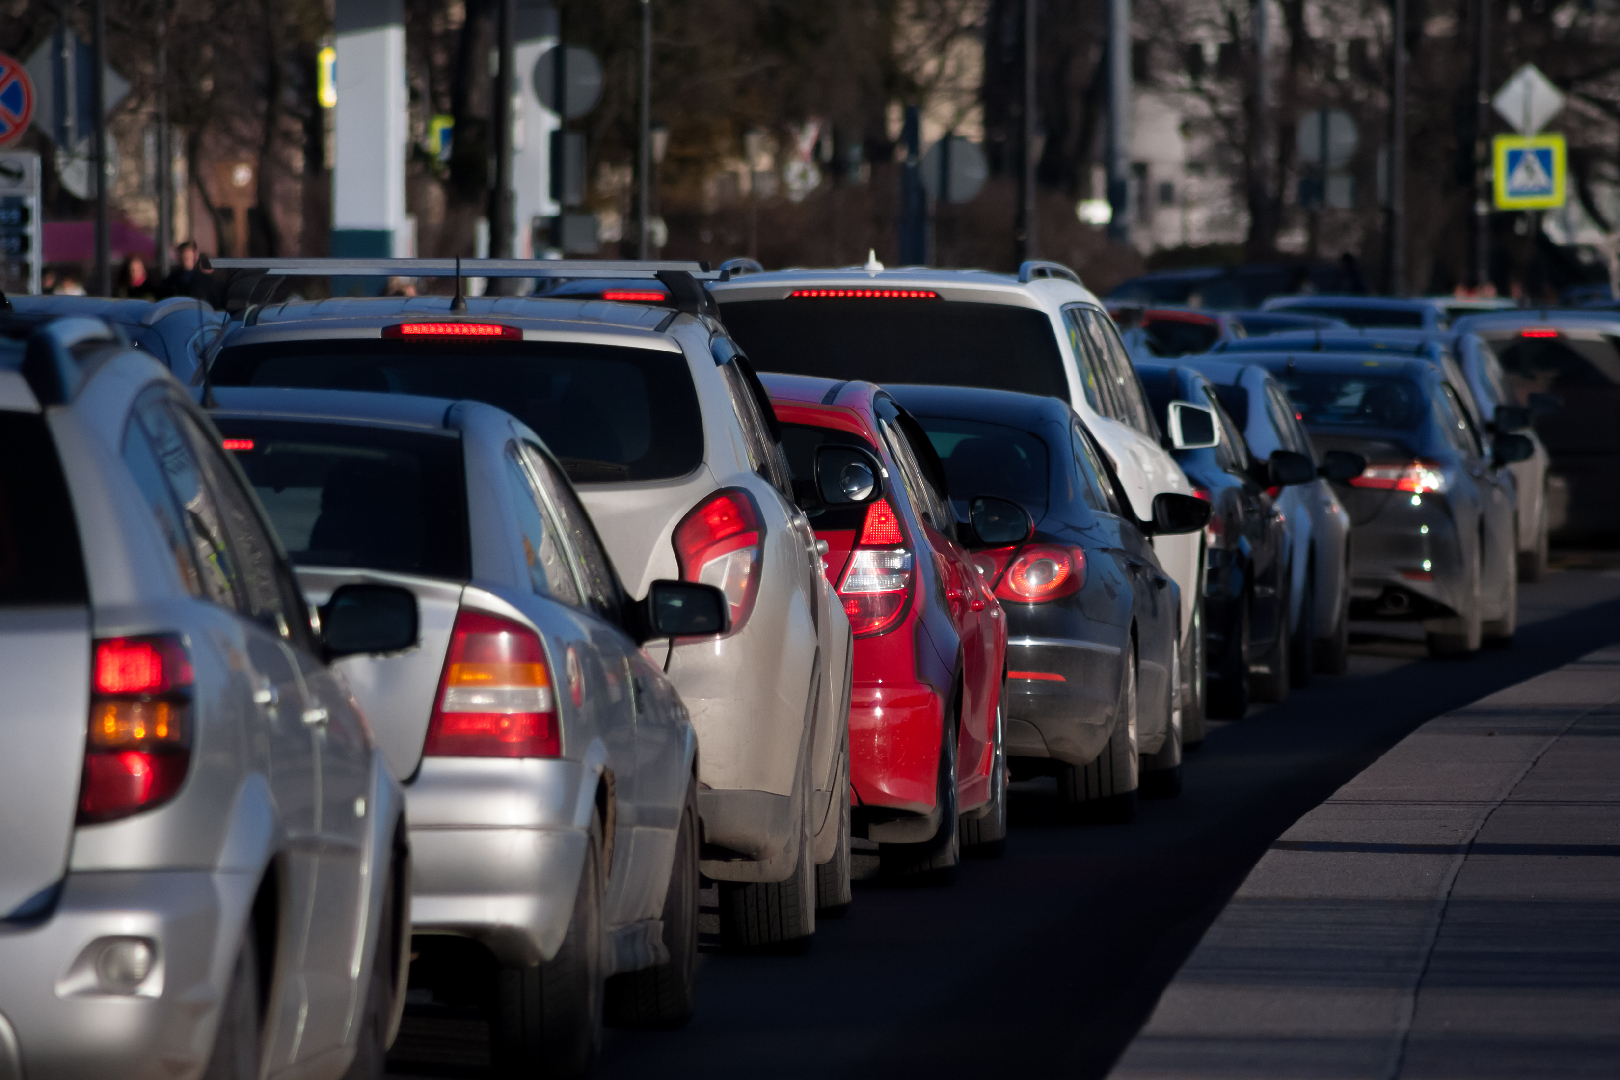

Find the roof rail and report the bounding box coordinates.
[1017,260,1083,286]
[207,257,722,281]
[717,257,763,279]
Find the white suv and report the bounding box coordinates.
[713,261,1206,758]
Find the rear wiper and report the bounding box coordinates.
[559,457,631,482]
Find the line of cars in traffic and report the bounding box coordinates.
[1,258,1565,1078]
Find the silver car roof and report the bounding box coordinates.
[208,386,464,431]
[229,294,680,347]
[709,265,1102,308]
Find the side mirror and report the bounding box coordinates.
[322,583,419,659]
[1528,392,1561,419]
[815,445,884,506]
[1149,492,1213,535]
[1319,449,1366,482]
[1491,405,1531,433]
[966,496,1034,547]
[1268,449,1316,487]
[1166,401,1220,450]
[628,580,731,643]
[1492,433,1535,467]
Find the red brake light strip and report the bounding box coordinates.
[382,322,521,339]
[790,288,938,299]
[601,290,667,302]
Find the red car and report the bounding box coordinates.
[764,374,1009,878]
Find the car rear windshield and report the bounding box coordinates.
[1142,315,1221,357]
[211,418,471,580]
[211,339,703,484]
[718,298,1070,400]
[1278,304,1425,328]
[910,415,1050,519]
[1274,372,1426,430]
[1480,330,1620,392]
[779,422,877,531]
[0,411,89,607]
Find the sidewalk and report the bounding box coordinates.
[1112,645,1620,1079]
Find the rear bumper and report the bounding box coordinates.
[848,681,944,817]
[0,868,252,1080]
[1002,636,1119,768]
[1345,496,1468,620]
[405,758,590,967]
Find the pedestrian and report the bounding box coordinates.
[158,241,218,304]
[115,254,159,300]
[55,270,86,296]
[385,276,418,297]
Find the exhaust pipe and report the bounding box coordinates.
[1381,590,1411,615]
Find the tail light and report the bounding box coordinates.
[1349,459,1448,495]
[425,610,560,757]
[838,499,914,636]
[673,489,763,630]
[974,544,1086,603]
[79,636,193,824]
[1193,486,1225,546]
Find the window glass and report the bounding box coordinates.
[1072,421,1120,514]
[1202,386,1245,472]
[1439,385,1484,457]
[875,417,935,525]
[720,362,776,483]
[913,414,1050,521]
[1265,384,1310,459]
[121,415,205,598]
[0,411,89,607]
[131,397,244,610]
[779,422,875,531]
[522,443,620,620]
[1085,309,1158,435]
[505,445,582,606]
[1063,307,1110,415]
[1274,371,1426,430]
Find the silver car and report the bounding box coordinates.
[0,317,412,1079]
[208,386,724,1071]
[206,262,854,952]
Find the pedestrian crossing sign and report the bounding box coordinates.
[1493,134,1566,210]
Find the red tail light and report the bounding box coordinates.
[857,499,904,546]
[221,438,254,452]
[1520,328,1558,338]
[1349,459,1447,495]
[789,288,938,299]
[79,636,193,824]
[425,610,560,757]
[994,544,1086,603]
[836,499,915,636]
[601,290,667,302]
[1192,486,1226,546]
[673,489,763,629]
[381,322,522,339]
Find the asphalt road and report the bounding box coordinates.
[387,560,1620,1080]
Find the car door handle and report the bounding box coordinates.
[301,706,330,727]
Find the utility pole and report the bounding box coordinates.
[157,0,171,276]
[1250,0,1271,252]
[1018,0,1039,258]
[1106,0,1131,245]
[1471,0,1489,289]
[637,0,651,260]
[491,0,516,260]
[1389,0,1407,295]
[91,0,110,295]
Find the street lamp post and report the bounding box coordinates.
[91,0,110,295]
[638,0,651,259]
[1389,0,1408,295]
[491,0,515,262]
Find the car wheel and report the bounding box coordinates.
[1484,550,1519,647]
[1288,567,1314,689]
[1058,644,1139,823]
[719,770,817,951]
[201,934,261,1080]
[880,709,961,883]
[605,778,699,1028]
[341,849,403,1080]
[491,808,605,1079]
[1207,595,1250,720]
[1250,577,1291,703]
[1181,593,1207,749]
[1314,582,1351,675]
[814,739,854,916]
[1518,499,1548,583]
[1428,545,1484,658]
[961,683,1008,857]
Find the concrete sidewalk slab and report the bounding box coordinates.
[1111,646,1620,1079]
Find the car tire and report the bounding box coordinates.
[1181,593,1207,749]
[814,740,854,916]
[1314,583,1351,675]
[719,777,817,951]
[880,710,961,883]
[1058,645,1139,823]
[201,934,261,1080]
[341,851,402,1080]
[1250,578,1291,703]
[491,808,605,1079]
[1484,549,1519,647]
[961,685,1008,857]
[1428,546,1484,658]
[605,779,699,1028]
[1518,499,1548,583]
[1207,596,1250,720]
[1289,567,1314,689]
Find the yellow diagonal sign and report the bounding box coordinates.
[1493,133,1565,210]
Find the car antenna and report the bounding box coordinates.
[451,256,467,313]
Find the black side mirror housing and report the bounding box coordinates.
[1149,492,1213,535]
[814,445,885,506]
[1319,449,1366,482]
[1528,392,1561,419]
[965,496,1035,548]
[1268,449,1317,487]
[627,580,732,644]
[322,583,419,660]
[1492,432,1535,468]
[1491,405,1531,433]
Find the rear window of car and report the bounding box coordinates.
[0,411,89,607]
[211,418,471,580]
[718,298,1070,400]
[1280,304,1425,328]
[910,415,1050,519]
[1141,315,1221,357]
[1274,372,1426,430]
[1482,331,1620,392]
[211,339,704,484]
[779,422,879,531]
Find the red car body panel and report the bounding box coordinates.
[766,375,1007,821]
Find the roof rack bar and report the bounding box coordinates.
[207,257,722,281]
[1017,260,1083,286]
